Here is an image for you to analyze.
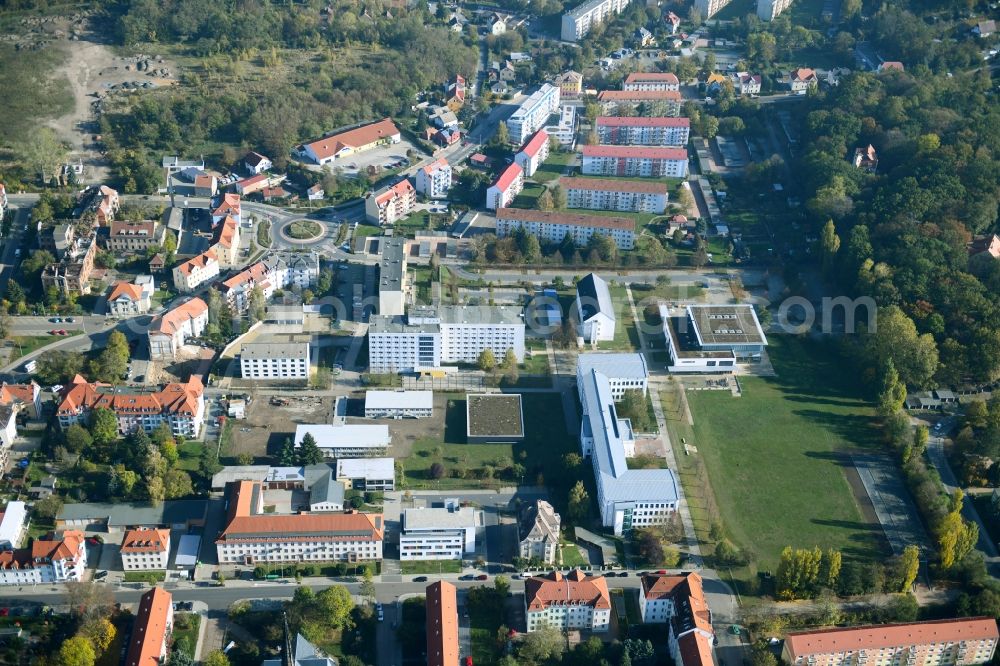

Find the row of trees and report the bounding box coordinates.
[775,545,920,601]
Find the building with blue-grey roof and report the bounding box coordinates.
[576,273,616,343]
[577,353,677,535]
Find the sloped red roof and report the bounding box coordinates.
[524,569,611,611]
[109,281,144,302]
[212,193,242,218]
[175,249,218,276]
[427,581,459,666]
[785,618,1000,660]
[582,145,688,160]
[561,177,668,194]
[0,382,37,408]
[598,90,682,102]
[124,587,173,666]
[625,72,679,85]
[212,215,239,249]
[597,116,690,128]
[518,130,549,159]
[121,528,170,553]
[56,375,203,419]
[151,298,208,336]
[303,118,400,161]
[491,163,523,192]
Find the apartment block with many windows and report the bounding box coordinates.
[415,158,453,199]
[581,145,689,178]
[596,116,690,146]
[496,207,636,250]
[561,0,632,41]
[505,84,560,144]
[120,528,170,571]
[525,570,611,632]
[486,163,524,210]
[622,72,680,91]
[399,503,482,561]
[562,177,668,214]
[240,342,311,381]
[365,179,416,225]
[514,130,550,178]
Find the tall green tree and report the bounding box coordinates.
[568,480,589,521]
[876,359,907,415]
[820,219,841,275]
[297,433,324,465]
[477,348,497,372]
[89,408,119,446]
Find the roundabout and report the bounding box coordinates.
[277,218,326,245]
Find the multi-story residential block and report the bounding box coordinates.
[622,72,680,91]
[519,499,561,564]
[597,89,682,115]
[215,480,384,564]
[336,458,396,491]
[83,185,120,225]
[427,582,460,666]
[0,383,41,420]
[515,130,550,178]
[757,0,793,19]
[0,502,27,550]
[496,207,636,251]
[107,278,154,316]
[271,250,320,290]
[364,391,433,418]
[240,342,311,381]
[124,587,173,666]
[219,251,320,314]
[782,618,1000,666]
[562,177,668,214]
[639,571,708,624]
[555,70,583,97]
[148,298,209,360]
[211,215,241,267]
[731,72,762,95]
[561,0,631,41]
[365,179,416,226]
[212,193,242,226]
[486,163,524,210]
[543,105,578,147]
[107,220,167,253]
[788,67,818,93]
[400,502,482,561]
[244,151,273,175]
[297,118,401,166]
[378,237,407,316]
[525,569,611,632]
[41,236,97,296]
[505,84,560,144]
[695,0,734,19]
[56,375,205,438]
[368,305,526,373]
[295,424,391,458]
[172,249,220,292]
[581,145,688,178]
[576,272,616,343]
[415,158,453,199]
[596,116,690,146]
[661,304,768,372]
[0,530,87,586]
[577,353,678,535]
[120,528,170,571]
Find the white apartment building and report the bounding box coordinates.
[295,424,391,458]
[525,570,611,632]
[514,130,550,178]
[120,528,170,571]
[486,163,524,210]
[695,0,734,19]
[731,72,762,95]
[598,90,682,115]
[581,145,689,178]
[0,531,87,586]
[622,72,680,91]
[596,116,690,146]
[757,0,793,20]
[216,481,384,564]
[336,458,396,491]
[495,207,636,251]
[365,391,433,418]
[240,342,311,380]
[107,277,153,316]
[368,306,525,373]
[577,354,676,536]
[561,0,631,41]
[365,179,416,225]
[148,298,209,360]
[519,500,561,564]
[219,251,319,314]
[543,105,578,147]
[415,158,452,199]
[505,84,560,144]
[576,273,616,344]
[379,237,407,317]
[400,503,482,561]
[0,502,27,550]
[562,177,668,214]
[172,249,220,292]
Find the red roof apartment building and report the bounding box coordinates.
[514,129,551,178]
[561,176,669,214]
[215,480,384,565]
[426,581,460,666]
[581,145,689,179]
[496,207,636,251]
[598,89,683,115]
[595,116,690,147]
[638,572,715,666]
[486,163,524,210]
[365,179,416,226]
[622,71,680,91]
[782,618,1000,666]
[124,587,173,666]
[524,569,612,632]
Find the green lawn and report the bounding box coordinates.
[521,346,550,374]
[403,393,577,491]
[533,151,574,184]
[11,331,83,358]
[685,336,886,573]
[599,285,640,351]
[176,440,207,472]
[400,559,462,574]
[510,183,545,209]
[171,613,201,655]
[124,571,166,584]
[560,543,588,567]
[352,224,382,241]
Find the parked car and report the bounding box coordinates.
[413,576,428,582]
[476,574,488,581]
[376,603,384,622]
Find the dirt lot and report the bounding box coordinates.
[148,346,215,385]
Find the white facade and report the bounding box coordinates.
[486,164,524,211]
[581,147,688,178]
[496,208,636,251]
[622,73,681,92]
[0,532,87,586]
[217,535,383,564]
[514,130,551,178]
[561,0,632,41]
[148,299,209,361]
[120,529,170,571]
[596,118,690,146]
[336,458,396,491]
[576,273,616,343]
[563,178,668,214]
[640,585,674,623]
[519,500,560,564]
[0,502,27,550]
[526,601,612,632]
[295,424,391,458]
[757,0,793,20]
[543,105,578,148]
[505,84,561,145]
[415,159,453,199]
[240,342,311,380]
[364,391,433,418]
[172,251,220,292]
[365,179,416,226]
[524,570,611,633]
[400,505,481,561]
[695,0,734,18]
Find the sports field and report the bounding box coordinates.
[684,336,887,571]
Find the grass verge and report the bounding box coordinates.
[400,559,462,574]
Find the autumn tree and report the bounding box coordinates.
[568,481,589,521]
[58,636,96,666]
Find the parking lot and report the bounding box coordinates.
[304,138,422,181]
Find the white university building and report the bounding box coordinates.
[505,84,561,145]
[364,390,434,419]
[239,342,311,381]
[399,501,482,561]
[295,424,391,459]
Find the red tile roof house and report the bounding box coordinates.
[147,298,209,360]
[172,248,220,292]
[235,173,270,196]
[296,118,401,166]
[514,129,550,178]
[211,215,241,267]
[0,382,41,420]
[622,71,680,92]
[486,163,524,210]
[56,374,206,438]
[124,587,173,666]
[215,480,384,564]
[120,528,170,570]
[789,67,818,92]
[365,179,416,226]
[427,581,460,666]
[782,618,1000,666]
[0,530,88,586]
[107,280,152,316]
[524,569,611,632]
[212,192,242,226]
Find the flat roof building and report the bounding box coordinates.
[294,424,391,458]
[505,84,560,145]
[364,390,433,419]
[336,458,396,491]
[466,393,524,443]
[401,501,482,561]
[562,0,632,41]
[378,237,407,317]
[662,304,767,372]
[240,342,311,381]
